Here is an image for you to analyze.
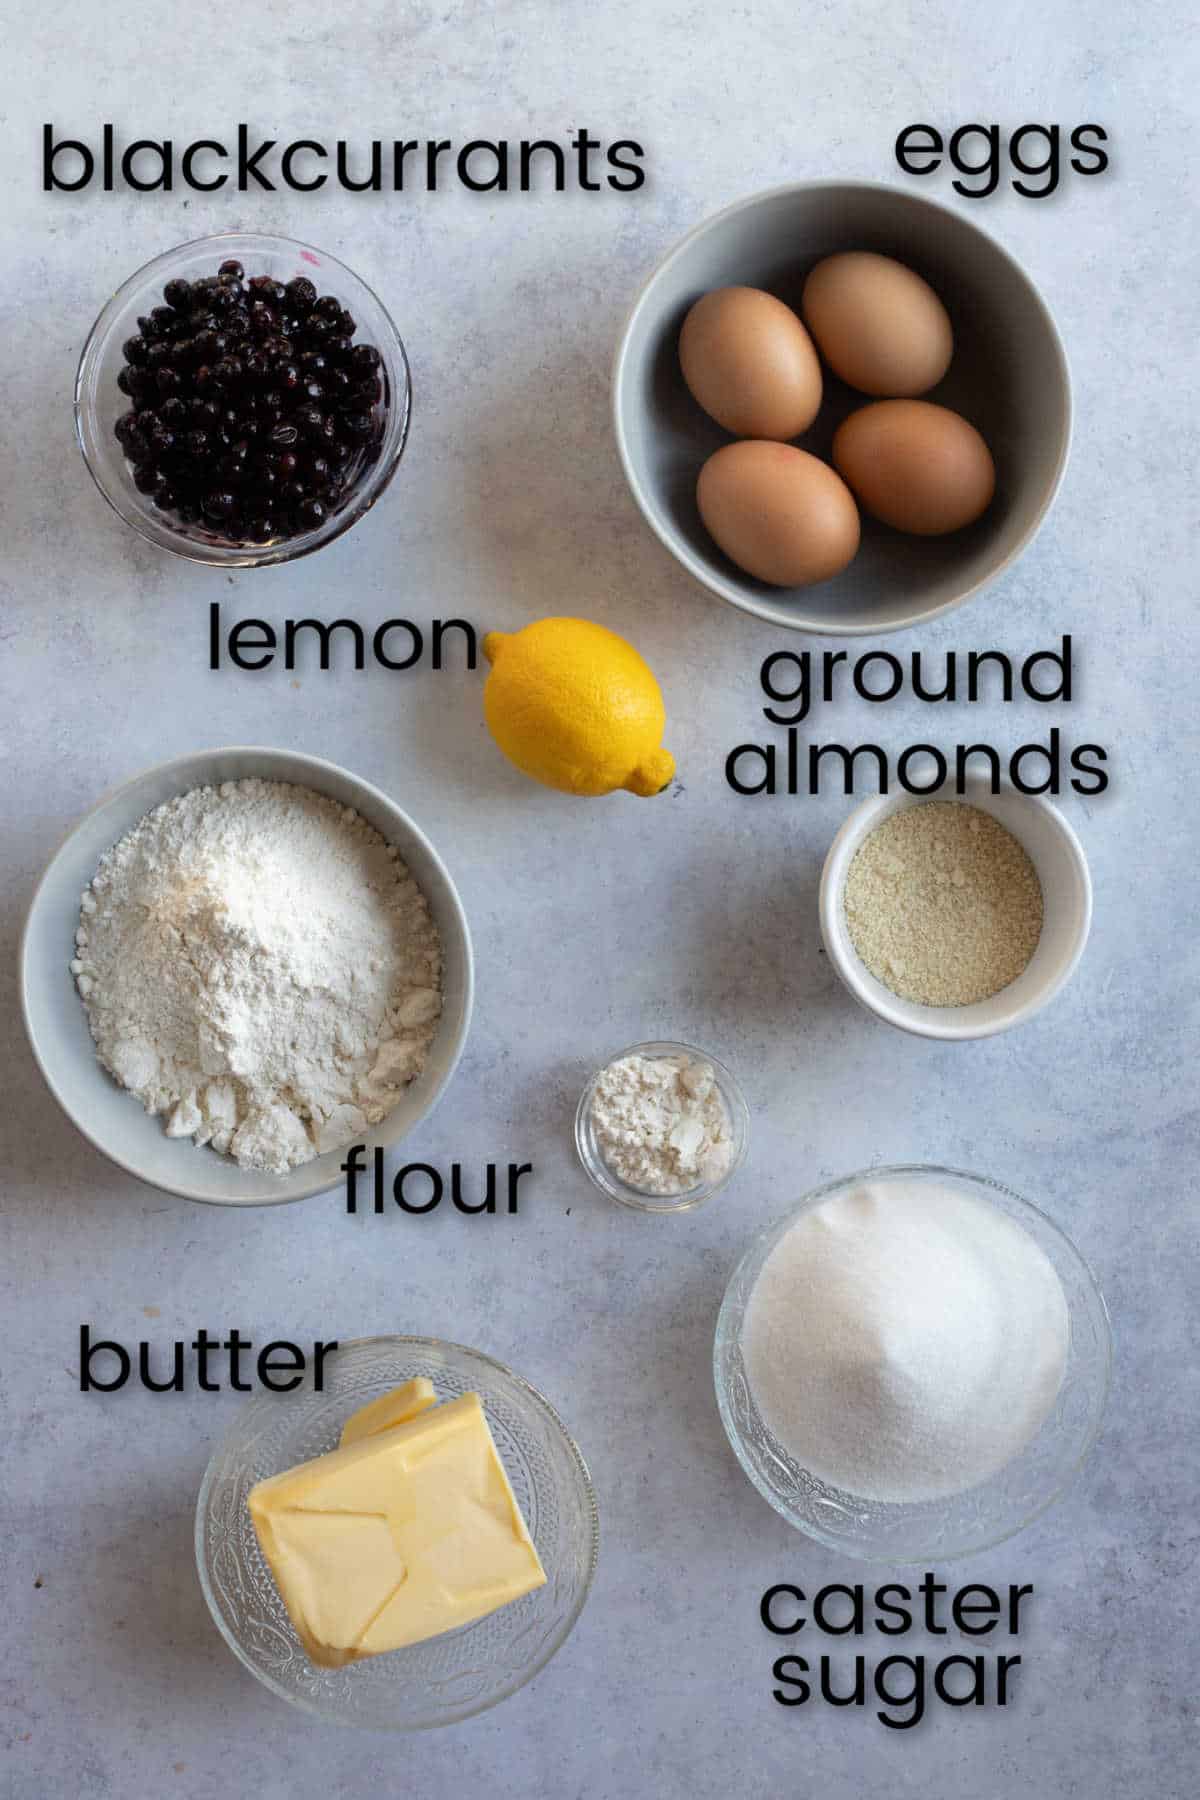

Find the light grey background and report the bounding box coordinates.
[2,3,1197,1796]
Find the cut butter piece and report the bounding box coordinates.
[339,1376,438,1445]
[248,1392,546,1666]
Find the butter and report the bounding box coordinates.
[248,1391,546,1665]
[338,1376,438,1445]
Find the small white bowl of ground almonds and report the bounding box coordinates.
[820,778,1092,1040]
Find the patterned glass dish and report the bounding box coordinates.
[714,1164,1111,1562]
[196,1336,598,1727]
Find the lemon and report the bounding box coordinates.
[482,618,676,797]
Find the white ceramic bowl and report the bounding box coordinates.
[819,777,1091,1039]
[613,180,1071,635]
[76,232,412,566]
[20,748,473,1205]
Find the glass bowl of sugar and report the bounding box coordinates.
[714,1165,1111,1561]
[196,1335,599,1728]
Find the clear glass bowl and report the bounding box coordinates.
[575,1039,749,1213]
[195,1336,598,1728]
[75,232,411,565]
[714,1164,1111,1561]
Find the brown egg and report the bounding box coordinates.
[833,401,995,536]
[697,441,860,587]
[801,252,953,397]
[679,286,823,440]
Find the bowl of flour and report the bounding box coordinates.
[20,748,473,1205]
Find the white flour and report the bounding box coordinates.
[590,1051,733,1195]
[72,779,442,1173]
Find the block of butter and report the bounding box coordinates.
[339,1376,438,1445]
[248,1391,546,1667]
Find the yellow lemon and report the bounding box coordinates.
[482,618,675,797]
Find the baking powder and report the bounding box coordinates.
[590,1051,733,1195]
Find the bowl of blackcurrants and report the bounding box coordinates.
[75,233,411,565]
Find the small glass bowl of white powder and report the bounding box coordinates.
[574,1041,749,1213]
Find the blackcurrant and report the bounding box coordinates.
[285,276,317,310]
[163,278,192,313]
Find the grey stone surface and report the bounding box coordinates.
[2,3,1197,1796]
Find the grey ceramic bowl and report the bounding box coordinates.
[20,748,473,1206]
[613,181,1072,635]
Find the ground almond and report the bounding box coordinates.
[843,800,1043,1007]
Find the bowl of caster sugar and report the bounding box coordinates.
[575,1041,749,1212]
[20,747,473,1206]
[819,773,1091,1039]
[715,1165,1111,1561]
